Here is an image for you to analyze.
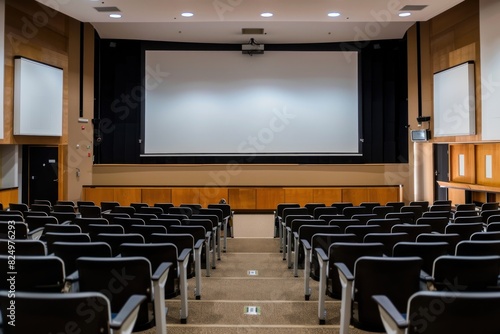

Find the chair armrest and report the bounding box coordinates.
[335,262,354,282]
[293,232,299,240]
[372,295,408,330]
[194,239,204,249]
[152,262,172,282]
[315,247,328,262]
[28,227,44,240]
[178,248,191,262]
[301,239,311,251]
[420,270,433,283]
[110,294,147,330]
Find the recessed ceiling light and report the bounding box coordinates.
[261,12,273,18]
[399,12,411,17]
[328,12,341,17]
[109,13,122,18]
[181,12,194,17]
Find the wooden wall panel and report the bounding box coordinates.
[256,188,284,210]
[0,188,18,207]
[84,188,114,204]
[450,144,475,183]
[475,143,500,187]
[284,188,314,206]
[367,187,400,204]
[472,191,487,204]
[448,188,466,205]
[342,188,370,206]
[313,188,342,205]
[228,188,256,210]
[141,188,172,206]
[113,188,141,205]
[171,188,200,206]
[198,187,228,207]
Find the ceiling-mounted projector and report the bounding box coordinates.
[242,38,264,55]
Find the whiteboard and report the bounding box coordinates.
[433,62,475,137]
[14,57,63,136]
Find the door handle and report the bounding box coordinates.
[53,179,58,182]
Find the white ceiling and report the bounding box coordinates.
[37,0,464,44]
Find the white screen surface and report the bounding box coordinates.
[144,50,359,156]
[433,62,475,137]
[14,57,63,136]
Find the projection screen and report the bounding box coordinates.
[143,50,360,156]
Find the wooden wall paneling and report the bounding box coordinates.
[284,188,314,206]
[367,187,400,205]
[256,188,284,210]
[141,188,172,206]
[475,143,500,187]
[198,187,228,207]
[171,188,200,206]
[341,188,370,206]
[113,188,141,206]
[84,187,114,205]
[313,188,342,205]
[448,188,466,205]
[472,191,487,204]
[228,188,256,210]
[449,144,475,183]
[0,188,19,207]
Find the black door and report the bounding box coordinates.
[433,144,449,201]
[25,146,59,205]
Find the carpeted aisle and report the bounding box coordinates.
[139,236,380,334]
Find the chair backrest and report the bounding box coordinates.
[429,204,452,212]
[44,232,91,253]
[182,219,214,237]
[111,205,136,215]
[433,200,452,206]
[385,211,415,224]
[481,209,500,224]
[43,223,82,234]
[276,203,300,219]
[282,207,309,223]
[208,203,232,219]
[422,210,453,219]
[291,219,327,234]
[159,213,190,221]
[401,205,424,219]
[353,256,423,331]
[0,291,123,334]
[79,205,102,218]
[180,204,202,215]
[455,240,500,256]
[408,201,429,211]
[9,203,29,213]
[76,256,152,327]
[345,225,382,242]
[50,211,77,224]
[486,214,500,225]
[359,202,380,212]
[433,255,500,291]
[87,224,125,240]
[25,215,58,230]
[327,218,362,233]
[198,208,224,222]
[392,241,448,275]
[454,210,480,219]
[351,213,378,224]
[312,206,338,219]
[77,200,95,209]
[455,203,477,211]
[471,231,500,240]
[93,233,145,256]
[132,213,158,224]
[298,225,341,245]
[57,200,76,206]
[487,222,500,232]
[284,214,313,228]
[127,224,168,242]
[366,218,401,233]
[29,204,51,215]
[52,241,112,274]
[416,233,461,254]
[342,206,370,218]
[328,242,384,298]
[0,239,46,255]
[0,221,29,239]
[385,201,405,212]
[100,201,121,212]
[416,216,449,233]
[405,291,500,334]
[113,217,145,233]
[363,232,411,255]
[52,204,75,212]
[454,216,483,224]
[149,218,181,230]
[0,255,65,292]
[481,202,499,211]
[330,202,353,212]
[371,206,395,219]
[445,223,484,241]
[304,203,326,215]
[119,242,179,298]
[169,206,193,217]
[166,225,206,242]
[130,202,148,211]
[74,217,109,233]
[391,224,433,241]
[34,199,52,207]
[154,203,175,212]
[24,210,48,217]
[0,213,24,222]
